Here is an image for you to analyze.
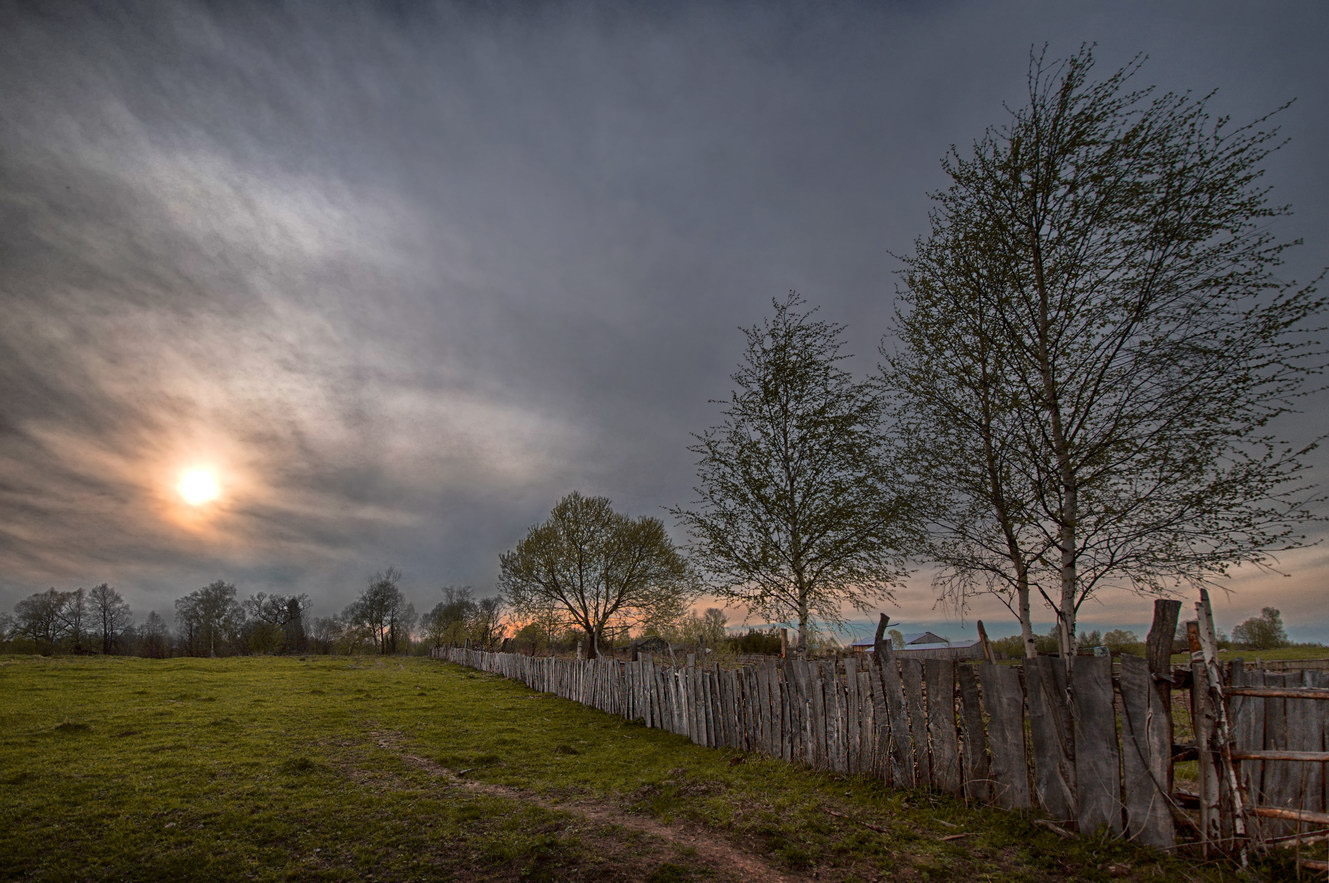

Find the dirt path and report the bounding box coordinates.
[371,730,803,883]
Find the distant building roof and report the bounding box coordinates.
[850,630,954,650]
[898,639,982,652]
[903,631,947,645]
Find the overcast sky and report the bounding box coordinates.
[2,0,1326,640]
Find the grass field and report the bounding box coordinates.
[1169,645,1329,665]
[0,655,1256,882]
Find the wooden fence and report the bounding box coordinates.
[434,596,1328,863]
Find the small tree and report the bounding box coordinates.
[1102,629,1142,654]
[139,611,172,658]
[672,293,915,653]
[14,588,70,654]
[175,581,245,657]
[344,568,411,655]
[1232,607,1289,650]
[888,46,1324,660]
[500,492,692,659]
[58,588,90,653]
[89,583,133,655]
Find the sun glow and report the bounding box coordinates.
[177,468,221,506]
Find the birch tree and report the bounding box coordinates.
[888,46,1324,658]
[672,293,916,653]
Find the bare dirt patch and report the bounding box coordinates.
[371,729,802,883]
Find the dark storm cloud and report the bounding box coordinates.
[2,0,1326,627]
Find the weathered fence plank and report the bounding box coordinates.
[900,658,931,788]
[1119,654,1175,848]
[1071,656,1122,834]
[876,650,915,788]
[1026,657,1076,822]
[957,664,990,803]
[978,662,1030,810]
[925,659,961,795]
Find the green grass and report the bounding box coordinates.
[0,655,1242,881]
[1170,645,1329,665]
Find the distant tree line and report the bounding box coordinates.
[1,567,506,659]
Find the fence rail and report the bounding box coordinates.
[434,597,1324,861]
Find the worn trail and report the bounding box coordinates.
[371,730,802,883]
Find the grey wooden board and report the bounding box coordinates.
[957,663,991,803]
[925,659,961,794]
[858,671,875,777]
[1297,669,1325,815]
[814,661,831,770]
[845,656,861,773]
[866,660,892,786]
[977,662,1031,810]
[1229,662,1264,839]
[755,664,771,755]
[1260,670,1294,838]
[1118,654,1174,848]
[1025,657,1076,822]
[1071,656,1122,834]
[900,658,931,788]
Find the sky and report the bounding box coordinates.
[2,0,1326,641]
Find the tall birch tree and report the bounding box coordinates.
[887,47,1324,658]
[672,293,915,653]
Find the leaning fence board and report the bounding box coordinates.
[1071,656,1122,834]
[978,662,1030,810]
[925,660,961,795]
[1119,654,1175,848]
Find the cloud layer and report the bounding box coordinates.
[2,1,1325,631]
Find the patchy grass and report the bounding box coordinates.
[1170,646,1329,665]
[0,654,1246,881]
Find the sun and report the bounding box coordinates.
[177,468,221,506]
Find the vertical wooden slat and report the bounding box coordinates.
[1297,669,1324,816]
[925,659,961,794]
[877,650,915,787]
[858,670,875,777]
[1260,670,1294,838]
[900,658,931,787]
[1026,656,1076,822]
[1071,656,1122,834]
[978,662,1031,810]
[845,655,861,773]
[1119,654,1175,848]
[957,664,990,803]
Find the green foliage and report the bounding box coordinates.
[1232,607,1290,650]
[343,567,415,655]
[500,492,692,659]
[420,587,505,651]
[672,293,916,653]
[175,580,246,657]
[887,46,1324,656]
[726,629,782,656]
